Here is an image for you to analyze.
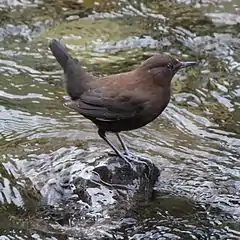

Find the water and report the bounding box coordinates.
[0,0,239,239]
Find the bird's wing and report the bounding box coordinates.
[68,88,145,121]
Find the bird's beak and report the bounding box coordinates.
[179,61,198,69]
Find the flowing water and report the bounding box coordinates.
[0,0,240,239]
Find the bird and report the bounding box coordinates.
[49,39,197,166]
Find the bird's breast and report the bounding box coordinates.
[142,89,170,121]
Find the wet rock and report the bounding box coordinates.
[93,36,160,53]
[206,13,240,25]
[40,152,159,214]
[32,150,159,239]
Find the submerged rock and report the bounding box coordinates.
[30,148,159,238]
[40,151,159,214]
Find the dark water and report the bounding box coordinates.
[0,0,240,239]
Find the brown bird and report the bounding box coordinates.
[49,39,197,165]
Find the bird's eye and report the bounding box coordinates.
[167,63,174,70]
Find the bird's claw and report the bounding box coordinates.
[124,152,152,165]
[108,151,153,172]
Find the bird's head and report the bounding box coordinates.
[139,54,197,87]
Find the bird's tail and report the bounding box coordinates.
[49,39,70,70]
[49,39,94,100]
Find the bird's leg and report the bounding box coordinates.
[116,133,153,166]
[98,130,152,169]
[115,133,130,156]
[98,130,133,168]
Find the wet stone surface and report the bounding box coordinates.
[30,148,159,208]
[16,148,159,239]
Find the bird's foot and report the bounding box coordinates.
[107,151,134,168]
[108,151,152,171]
[123,153,153,175]
[123,152,152,165]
